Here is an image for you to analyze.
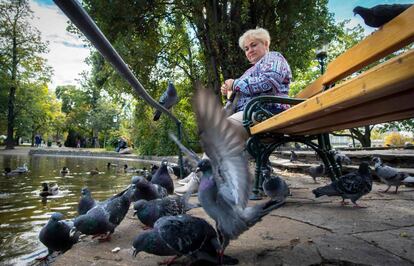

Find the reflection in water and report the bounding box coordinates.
[0,154,151,265]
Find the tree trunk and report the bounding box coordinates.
[6,33,18,150]
[350,126,372,147]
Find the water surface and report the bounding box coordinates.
[0,154,151,265]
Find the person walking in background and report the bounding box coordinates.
[35,134,41,147]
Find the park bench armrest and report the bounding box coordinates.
[242,96,305,134]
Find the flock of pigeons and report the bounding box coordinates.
[37,87,414,265]
[35,4,414,264]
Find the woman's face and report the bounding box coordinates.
[243,38,269,64]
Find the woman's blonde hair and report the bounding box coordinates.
[238,28,271,50]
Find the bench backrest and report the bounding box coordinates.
[296,5,414,99]
[249,6,414,136]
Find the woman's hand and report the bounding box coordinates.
[220,79,234,99]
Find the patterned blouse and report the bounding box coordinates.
[232,51,292,113]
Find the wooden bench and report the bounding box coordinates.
[243,6,414,198]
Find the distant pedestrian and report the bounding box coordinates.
[35,134,41,147]
[76,139,81,148]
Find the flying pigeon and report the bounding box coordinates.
[290,150,298,162]
[38,212,79,260]
[72,185,135,241]
[353,4,412,28]
[371,157,412,193]
[169,88,285,254]
[153,81,179,121]
[151,159,174,194]
[133,179,198,228]
[132,214,238,265]
[308,164,325,183]
[261,168,290,202]
[77,187,97,215]
[130,175,168,201]
[312,162,372,207]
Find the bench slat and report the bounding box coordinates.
[283,89,414,135]
[250,49,414,135]
[296,5,414,99]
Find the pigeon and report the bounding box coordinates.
[372,156,411,193]
[132,214,238,265]
[402,175,414,187]
[130,175,168,201]
[72,185,135,240]
[151,159,174,194]
[169,88,285,254]
[290,150,298,162]
[150,164,159,176]
[153,81,179,121]
[133,179,198,228]
[312,162,372,207]
[308,164,325,183]
[353,4,412,28]
[261,168,290,202]
[171,158,194,178]
[77,187,97,215]
[38,212,79,260]
[330,150,352,168]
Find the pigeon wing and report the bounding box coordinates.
[155,215,208,255]
[194,88,252,209]
[169,133,201,164]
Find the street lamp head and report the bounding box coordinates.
[316,43,328,61]
[316,43,329,74]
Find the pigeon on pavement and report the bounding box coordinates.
[133,180,198,227]
[72,185,135,241]
[132,214,238,265]
[38,213,79,260]
[312,162,372,207]
[169,88,285,254]
[372,156,411,193]
[261,168,290,202]
[151,159,174,194]
[353,4,412,28]
[308,164,325,183]
[77,187,97,215]
[290,151,298,162]
[153,81,179,121]
[331,150,352,167]
[130,175,168,201]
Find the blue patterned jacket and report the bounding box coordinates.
[232,51,292,113]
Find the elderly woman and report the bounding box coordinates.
[221,28,292,138]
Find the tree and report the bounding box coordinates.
[73,0,339,154]
[0,0,50,149]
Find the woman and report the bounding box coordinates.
[221,28,292,138]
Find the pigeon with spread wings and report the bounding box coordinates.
[169,88,284,254]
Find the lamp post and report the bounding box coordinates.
[316,44,328,74]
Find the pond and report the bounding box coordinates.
[0,154,152,266]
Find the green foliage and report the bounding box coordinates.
[0,0,51,147]
[377,119,414,134]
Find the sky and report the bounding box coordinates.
[29,0,413,89]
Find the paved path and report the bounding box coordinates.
[49,168,414,266]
